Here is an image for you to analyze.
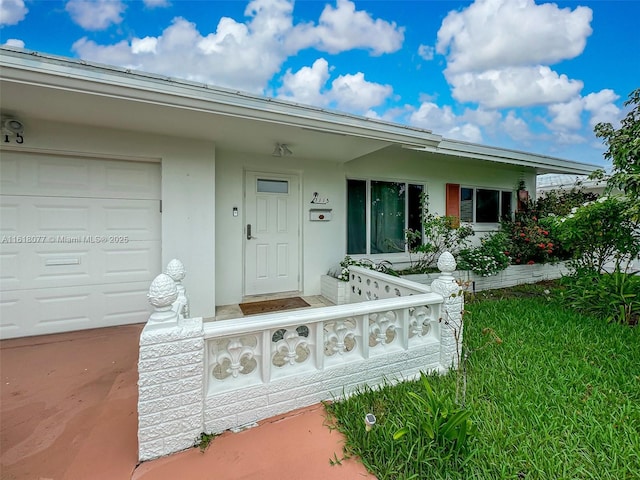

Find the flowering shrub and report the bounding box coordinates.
[500,211,558,265]
[457,232,511,277]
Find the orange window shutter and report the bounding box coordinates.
[446,183,460,218]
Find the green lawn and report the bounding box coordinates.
[325,284,640,479]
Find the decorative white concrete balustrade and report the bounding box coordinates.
[137,254,463,462]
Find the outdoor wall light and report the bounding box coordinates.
[272,143,292,157]
[2,117,24,135]
[2,116,25,144]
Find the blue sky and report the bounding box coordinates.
[1,0,638,167]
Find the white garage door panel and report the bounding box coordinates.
[0,282,151,337]
[0,152,161,339]
[1,151,160,199]
[0,196,160,241]
[0,242,160,290]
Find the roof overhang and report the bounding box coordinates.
[406,136,599,176]
[0,47,441,162]
[1,47,600,174]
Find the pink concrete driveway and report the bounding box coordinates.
[1,324,375,480]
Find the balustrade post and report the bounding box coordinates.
[430,252,464,371]
[166,258,190,319]
[138,273,204,461]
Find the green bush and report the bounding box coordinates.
[336,255,395,281]
[536,185,598,218]
[554,196,640,273]
[560,270,640,325]
[457,232,511,277]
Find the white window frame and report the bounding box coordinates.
[460,186,513,227]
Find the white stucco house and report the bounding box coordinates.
[0,47,596,339]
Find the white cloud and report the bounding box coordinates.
[417,44,434,61]
[65,0,125,31]
[2,38,25,48]
[546,89,621,134]
[74,9,292,92]
[143,0,170,7]
[447,124,483,143]
[461,107,501,128]
[502,111,534,142]
[448,66,583,108]
[131,37,158,55]
[71,0,403,94]
[408,102,483,142]
[553,131,587,146]
[436,0,592,110]
[278,58,331,106]
[437,0,592,74]
[329,72,392,112]
[584,89,620,127]
[0,0,27,26]
[310,0,404,55]
[277,58,392,114]
[410,102,457,131]
[548,97,585,131]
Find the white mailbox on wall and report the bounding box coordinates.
[309,208,332,221]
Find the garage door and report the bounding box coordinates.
[0,151,161,339]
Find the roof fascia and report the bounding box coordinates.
[408,138,598,175]
[0,48,442,148]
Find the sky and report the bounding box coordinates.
[1,0,638,168]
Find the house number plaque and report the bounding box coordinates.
[3,133,24,144]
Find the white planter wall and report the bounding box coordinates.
[402,261,570,292]
[320,274,349,305]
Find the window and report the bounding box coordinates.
[257,178,288,193]
[347,179,424,255]
[448,184,512,224]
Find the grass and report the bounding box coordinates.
[325,282,640,479]
[196,431,217,452]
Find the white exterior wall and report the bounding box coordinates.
[215,151,345,305]
[346,146,535,219]
[214,146,537,305]
[8,119,217,318]
[345,147,536,252]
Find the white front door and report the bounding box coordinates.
[244,172,300,296]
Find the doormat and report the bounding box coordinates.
[239,297,310,316]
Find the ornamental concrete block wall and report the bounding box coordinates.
[138,317,204,461]
[430,252,464,370]
[203,340,442,434]
[138,269,206,461]
[137,254,464,462]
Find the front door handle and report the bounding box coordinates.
[247,224,253,240]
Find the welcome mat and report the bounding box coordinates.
[239,297,310,316]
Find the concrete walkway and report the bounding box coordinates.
[0,324,375,480]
